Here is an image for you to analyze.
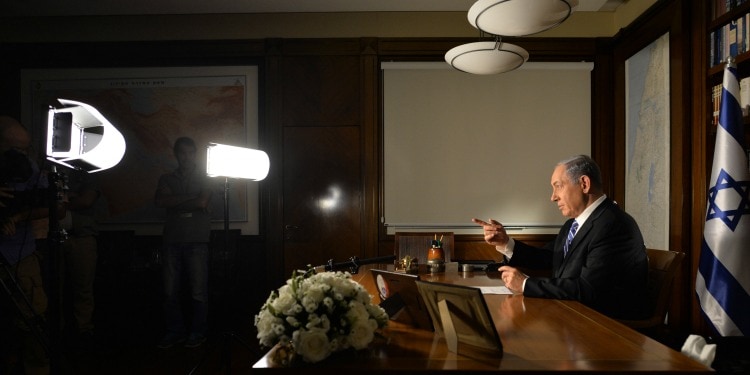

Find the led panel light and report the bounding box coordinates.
[46,98,126,173]
[206,143,270,180]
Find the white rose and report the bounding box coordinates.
[272,285,298,316]
[301,295,319,313]
[306,284,326,304]
[346,300,369,323]
[294,328,332,363]
[285,316,300,328]
[347,321,375,350]
[366,304,389,326]
[355,288,371,304]
[332,278,355,297]
[255,310,283,347]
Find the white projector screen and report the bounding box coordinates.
[383,62,592,234]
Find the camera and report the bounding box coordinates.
[1,149,33,184]
[1,149,48,215]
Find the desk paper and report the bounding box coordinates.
[478,286,514,295]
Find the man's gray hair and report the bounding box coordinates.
[558,155,603,191]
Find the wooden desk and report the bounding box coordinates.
[254,267,711,373]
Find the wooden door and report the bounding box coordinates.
[282,126,362,276]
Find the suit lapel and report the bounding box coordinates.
[554,199,612,277]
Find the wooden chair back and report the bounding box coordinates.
[618,248,685,329]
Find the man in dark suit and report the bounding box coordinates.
[473,155,648,320]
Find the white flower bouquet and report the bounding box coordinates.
[254,268,389,364]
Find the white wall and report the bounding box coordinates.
[383,62,592,234]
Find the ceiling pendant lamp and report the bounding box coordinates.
[445,36,529,75]
[468,0,579,37]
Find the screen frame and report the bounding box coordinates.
[415,280,503,355]
[370,269,433,331]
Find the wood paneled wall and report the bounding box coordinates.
[378,234,558,263]
[2,26,703,335]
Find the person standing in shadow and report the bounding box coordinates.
[0,116,52,375]
[59,168,101,351]
[154,137,212,349]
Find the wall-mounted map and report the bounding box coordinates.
[625,33,670,249]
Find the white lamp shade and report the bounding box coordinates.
[468,0,579,37]
[445,41,529,75]
[46,98,126,173]
[206,143,270,180]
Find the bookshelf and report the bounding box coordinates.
[708,0,750,72]
[708,0,750,154]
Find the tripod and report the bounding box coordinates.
[187,177,255,375]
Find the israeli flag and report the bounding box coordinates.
[696,61,750,337]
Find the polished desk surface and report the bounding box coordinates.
[254,266,711,373]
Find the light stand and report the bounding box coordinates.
[46,166,66,373]
[222,177,230,270]
[205,142,269,277]
[188,143,269,375]
[43,99,126,374]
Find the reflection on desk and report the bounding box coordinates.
[254,265,711,373]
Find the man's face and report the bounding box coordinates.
[550,164,587,218]
[175,143,196,171]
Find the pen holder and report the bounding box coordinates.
[427,245,445,273]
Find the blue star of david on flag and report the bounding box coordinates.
[706,169,750,231]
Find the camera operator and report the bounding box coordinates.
[1,115,54,375]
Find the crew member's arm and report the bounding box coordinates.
[154,176,212,211]
[1,206,49,236]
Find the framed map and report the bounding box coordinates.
[624,33,670,249]
[20,66,260,235]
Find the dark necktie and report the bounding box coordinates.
[564,220,579,258]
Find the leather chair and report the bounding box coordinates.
[394,232,454,265]
[618,248,685,330]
